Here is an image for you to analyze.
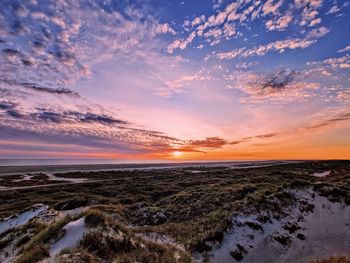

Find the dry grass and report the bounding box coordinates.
[0,160,348,262]
[15,215,74,263]
[15,243,49,263]
[309,256,350,263]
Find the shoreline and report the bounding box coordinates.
[0,160,301,175]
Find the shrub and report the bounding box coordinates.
[15,243,49,263]
[85,209,108,228]
[309,256,350,263]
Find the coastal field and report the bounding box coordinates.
[0,160,349,263]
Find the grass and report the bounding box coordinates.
[15,215,75,263]
[15,235,31,248]
[28,215,73,245]
[79,208,192,263]
[0,160,348,262]
[0,236,12,250]
[56,248,100,263]
[15,243,49,263]
[309,256,350,263]
[84,208,109,228]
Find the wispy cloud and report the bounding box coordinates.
[338,45,350,53]
[188,137,227,148]
[309,54,350,69]
[0,78,80,97]
[0,0,174,97]
[167,0,335,54]
[214,38,317,60]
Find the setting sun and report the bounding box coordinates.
[172,151,183,157]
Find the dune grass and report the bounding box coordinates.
[309,256,350,263]
[15,215,75,263]
[0,160,348,262]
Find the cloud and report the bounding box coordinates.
[216,38,316,60]
[28,108,129,126]
[260,69,299,91]
[255,133,278,138]
[0,78,80,97]
[235,61,259,69]
[327,5,340,14]
[337,88,350,101]
[0,0,173,97]
[262,0,284,16]
[301,111,350,131]
[0,100,23,118]
[65,111,129,125]
[155,70,214,98]
[229,140,246,145]
[153,23,176,35]
[0,101,17,110]
[295,0,324,27]
[23,83,80,97]
[323,54,350,69]
[0,106,182,155]
[5,110,23,118]
[223,22,237,37]
[31,110,63,123]
[167,1,254,52]
[307,54,350,71]
[167,31,196,54]
[229,132,280,145]
[265,13,293,31]
[191,15,206,27]
[225,68,319,102]
[338,45,350,53]
[167,0,338,53]
[306,26,329,38]
[228,110,350,147]
[189,137,227,148]
[213,0,224,9]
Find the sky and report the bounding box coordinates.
[0,0,350,161]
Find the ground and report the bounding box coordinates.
[0,160,349,262]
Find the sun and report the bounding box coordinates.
[172,151,183,157]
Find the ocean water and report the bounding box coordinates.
[0,159,164,166]
[0,158,277,167]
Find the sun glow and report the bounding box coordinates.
[172,151,183,157]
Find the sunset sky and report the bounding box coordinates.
[0,0,350,161]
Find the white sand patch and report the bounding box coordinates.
[46,173,87,183]
[311,171,331,177]
[186,170,203,174]
[0,204,49,234]
[49,217,86,257]
[13,174,34,182]
[209,189,350,263]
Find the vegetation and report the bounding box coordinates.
[0,160,349,262]
[309,256,350,263]
[15,216,74,263]
[15,243,49,263]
